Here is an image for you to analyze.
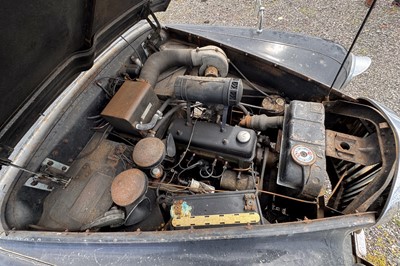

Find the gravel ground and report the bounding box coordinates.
[158,1,400,265]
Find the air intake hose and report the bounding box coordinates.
[174,76,243,106]
[139,46,229,88]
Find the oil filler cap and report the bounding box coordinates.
[291,145,316,165]
[236,130,251,143]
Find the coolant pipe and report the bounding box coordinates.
[139,46,229,88]
[237,104,249,115]
[239,114,284,131]
[158,98,172,113]
[151,103,187,133]
[135,99,172,131]
[135,110,162,131]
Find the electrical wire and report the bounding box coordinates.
[95,81,113,98]
[229,61,270,97]
[149,181,317,205]
[169,119,198,170]
[76,125,112,159]
[108,131,136,147]
[95,77,125,97]
[120,35,143,62]
[176,161,203,185]
[91,122,109,130]
[87,115,101,120]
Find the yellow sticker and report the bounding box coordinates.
[172,212,260,227]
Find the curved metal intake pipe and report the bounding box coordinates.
[139,46,229,88]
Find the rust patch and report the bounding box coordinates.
[111,168,147,207]
[261,95,285,115]
[132,137,165,168]
[171,200,192,219]
[244,194,257,211]
[204,66,219,77]
[239,115,252,128]
[325,129,381,165]
[101,80,160,132]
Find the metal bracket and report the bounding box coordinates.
[24,177,54,192]
[244,194,257,211]
[23,158,71,191]
[142,4,163,53]
[41,158,70,173]
[326,130,381,166]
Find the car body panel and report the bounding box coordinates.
[0,3,398,263]
[359,98,400,223]
[167,24,352,90]
[0,0,170,149]
[0,213,374,265]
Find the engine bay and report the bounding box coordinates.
[3,29,396,233]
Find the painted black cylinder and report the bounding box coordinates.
[174,76,243,106]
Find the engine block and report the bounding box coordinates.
[169,118,257,167]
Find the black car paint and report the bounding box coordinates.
[0,213,374,265]
[0,2,398,264]
[167,24,352,89]
[0,0,171,150]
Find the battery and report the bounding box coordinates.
[170,190,263,229]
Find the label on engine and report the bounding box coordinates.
[140,103,152,120]
[291,145,316,165]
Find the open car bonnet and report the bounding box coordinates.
[0,0,170,149]
[0,2,398,265]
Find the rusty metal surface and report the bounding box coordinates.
[324,101,396,214]
[277,101,327,199]
[111,168,148,207]
[326,129,381,166]
[238,114,252,128]
[101,80,160,133]
[261,95,285,115]
[171,200,191,219]
[220,170,256,191]
[244,194,257,211]
[37,134,125,231]
[204,66,219,77]
[132,137,165,168]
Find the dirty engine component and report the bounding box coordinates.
[101,80,160,133]
[174,76,243,106]
[132,137,166,169]
[220,170,257,191]
[170,191,263,229]
[277,100,328,199]
[37,136,126,231]
[169,118,257,166]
